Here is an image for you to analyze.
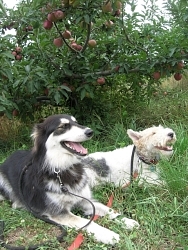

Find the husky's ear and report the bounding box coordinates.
[127,129,142,142]
[31,123,42,141]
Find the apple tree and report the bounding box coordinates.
[0,0,187,121]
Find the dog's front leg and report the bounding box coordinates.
[48,212,119,245]
[80,200,140,230]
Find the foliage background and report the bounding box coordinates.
[0,0,188,126]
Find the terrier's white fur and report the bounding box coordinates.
[84,125,176,188]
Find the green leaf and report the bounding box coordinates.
[2,52,15,59]
[60,89,69,99]
[25,65,30,73]
[13,80,20,88]
[0,105,5,112]
[80,89,86,100]
[63,68,73,76]
[62,85,72,92]
[36,72,45,79]
[75,16,83,24]
[168,47,177,57]
[54,91,61,104]
[0,0,6,14]
[84,14,90,24]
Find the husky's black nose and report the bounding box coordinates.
[85,129,93,138]
[168,132,174,138]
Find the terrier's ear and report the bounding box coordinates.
[127,129,142,142]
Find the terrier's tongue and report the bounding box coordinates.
[68,142,88,154]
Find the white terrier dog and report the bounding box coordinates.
[84,125,176,188]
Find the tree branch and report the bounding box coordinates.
[67,67,140,79]
[54,22,77,53]
[82,22,92,52]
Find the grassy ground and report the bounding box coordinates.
[0,79,188,249]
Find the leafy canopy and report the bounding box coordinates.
[0,0,187,120]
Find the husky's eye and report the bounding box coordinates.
[58,123,70,129]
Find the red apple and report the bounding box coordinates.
[71,42,78,49]
[102,2,113,13]
[88,39,97,48]
[12,109,19,116]
[153,71,161,80]
[75,44,83,51]
[44,88,49,96]
[12,51,17,57]
[62,30,71,39]
[53,38,63,47]
[105,20,114,28]
[115,1,122,9]
[114,9,121,16]
[27,25,33,31]
[97,77,105,85]
[47,12,56,22]
[15,46,22,53]
[176,61,184,70]
[54,10,65,20]
[15,54,22,60]
[43,19,53,30]
[174,72,182,81]
[114,65,120,72]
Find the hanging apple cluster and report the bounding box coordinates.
[11,46,22,60]
[152,61,184,82]
[42,1,122,85]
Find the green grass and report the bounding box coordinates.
[0,82,188,249]
[0,123,187,250]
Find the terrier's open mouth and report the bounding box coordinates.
[155,142,174,151]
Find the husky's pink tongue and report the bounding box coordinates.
[68,142,88,155]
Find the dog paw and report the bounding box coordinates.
[87,222,120,245]
[115,217,140,230]
[12,201,24,209]
[98,230,120,245]
[121,217,140,230]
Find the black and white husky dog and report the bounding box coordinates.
[0,114,139,245]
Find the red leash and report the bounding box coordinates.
[67,194,114,250]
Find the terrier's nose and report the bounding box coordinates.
[168,132,174,138]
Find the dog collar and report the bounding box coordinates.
[136,150,160,165]
[54,168,68,193]
[137,155,159,165]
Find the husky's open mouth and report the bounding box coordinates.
[60,141,88,156]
